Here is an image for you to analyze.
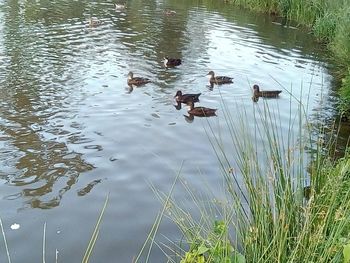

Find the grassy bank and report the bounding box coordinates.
[169,151,350,262]
[138,99,350,262]
[228,0,350,115]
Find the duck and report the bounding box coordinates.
[207,71,233,84]
[252,84,282,98]
[174,90,201,104]
[164,9,176,16]
[127,71,151,86]
[187,101,217,117]
[88,18,102,27]
[115,3,126,10]
[164,57,182,67]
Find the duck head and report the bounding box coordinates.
[207,71,215,78]
[174,90,182,98]
[163,57,169,65]
[253,84,260,92]
[127,71,133,80]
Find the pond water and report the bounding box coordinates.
[0,0,345,262]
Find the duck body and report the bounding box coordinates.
[127,71,151,86]
[207,71,233,84]
[174,90,201,103]
[164,57,182,67]
[88,18,102,27]
[187,101,217,117]
[164,9,176,16]
[253,84,282,98]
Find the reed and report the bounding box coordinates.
[229,0,350,114]
[154,97,350,262]
[82,194,109,263]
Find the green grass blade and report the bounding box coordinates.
[134,162,183,262]
[82,193,109,263]
[0,218,11,263]
[42,222,46,263]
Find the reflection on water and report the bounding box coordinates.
[0,0,344,262]
[0,0,95,209]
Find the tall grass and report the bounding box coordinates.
[229,0,350,114]
[153,98,350,262]
[0,196,109,263]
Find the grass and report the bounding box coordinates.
[82,193,109,263]
[143,95,350,262]
[0,218,12,263]
[226,0,350,115]
[0,194,109,263]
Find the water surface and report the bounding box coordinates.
[0,0,340,262]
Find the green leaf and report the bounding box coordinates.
[343,243,350,263]
[198,255,205,263]
[197,245,209,255]
[214,220,227,235]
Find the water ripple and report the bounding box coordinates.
[0,1,339,261]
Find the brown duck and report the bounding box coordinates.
[174,90,201,103]
[207,71,233,85]
[252,84,282,98]
[88,18,102,27]
[187,101,217,117]
[164,9,176,16]
[127,71,151,86]
[164,57,182,67]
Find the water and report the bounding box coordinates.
[0,0,344,262]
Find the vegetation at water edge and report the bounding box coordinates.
[139,99,350,262]
[226,0,350,116]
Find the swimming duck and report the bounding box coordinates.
[164,57,182,67]
[164,9,176,16]
[127,71,151,86]
[88,18,102,27]
[207,71,233,84]
[187,101,217,117]
[174,90,201,104]
[115,3,126,10]
[252,84,282,98]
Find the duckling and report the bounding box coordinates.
[164,9,176,16]
[252,84,282,98]
[88,18,102,27]
[115,3,126,10]
[127,71,151,86]
[174,90,201,104]
[187,101,217,117]
[164,57,182,67]
[207,71,233,85]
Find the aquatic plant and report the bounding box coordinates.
[227,0,350,115]
[0,195,109,263]
[139,95,350,262]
